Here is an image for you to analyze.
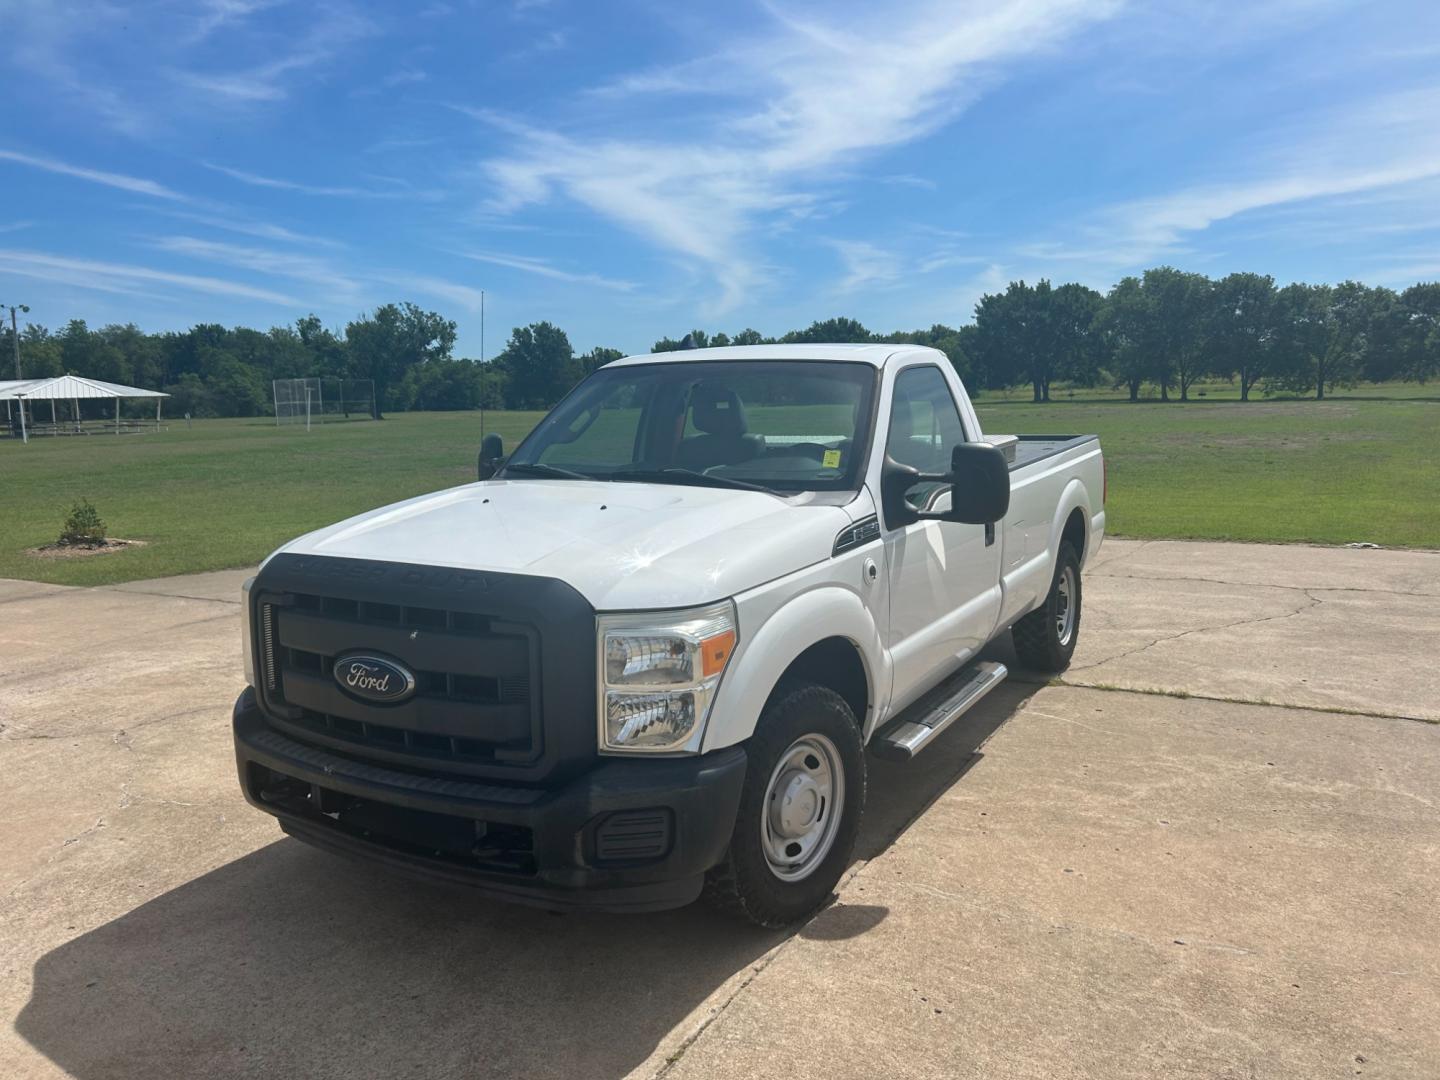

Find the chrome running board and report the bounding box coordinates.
[870,661,1008,762]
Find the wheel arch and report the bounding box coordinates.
[703,586,887,752]
[1048,478,1093,568]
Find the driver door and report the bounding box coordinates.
[882,366,1004,711]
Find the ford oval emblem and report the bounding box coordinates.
[333,653,416,704]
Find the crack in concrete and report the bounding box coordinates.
[101,587,241,605]
[1049,680,1435,725]
[1090,568,1437,599]
[1066,590,1325,675]
[0,705,224,745]
[651,745,999,1075]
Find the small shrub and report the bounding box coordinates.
[60,499,107,546]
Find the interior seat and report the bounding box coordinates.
[674,385,763,472]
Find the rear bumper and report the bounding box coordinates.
[232,687,747,913]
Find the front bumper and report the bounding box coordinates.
[232,687,747,913]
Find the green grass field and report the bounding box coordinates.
[2,387,1437,586]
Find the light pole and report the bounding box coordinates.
[4,302,29,380]
[4,302,30,439]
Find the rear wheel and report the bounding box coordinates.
[1013,542,1082,673]
[704,682,865,927]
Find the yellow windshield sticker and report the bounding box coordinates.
[822,449,842,469]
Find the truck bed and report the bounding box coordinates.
[1006,434,1099,471]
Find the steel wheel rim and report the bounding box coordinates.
[1055,564,1077,646]
[761,733,845,882]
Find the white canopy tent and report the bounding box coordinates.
[1,375,169,443]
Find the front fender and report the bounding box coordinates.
[702,584,889,752]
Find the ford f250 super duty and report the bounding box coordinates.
[233,344,1104,926]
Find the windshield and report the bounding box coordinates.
[503,360,877,494]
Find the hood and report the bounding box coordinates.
[274,479,856,610]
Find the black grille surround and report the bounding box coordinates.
[250,553,598,785]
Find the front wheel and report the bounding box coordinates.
[703,682,865,928]
[1012,541,1082,673]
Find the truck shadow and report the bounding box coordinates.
[16,678,1039,1080]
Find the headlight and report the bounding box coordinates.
[241,576,257,686]
[597,601,737,753]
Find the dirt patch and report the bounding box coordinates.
[25,538,148,560]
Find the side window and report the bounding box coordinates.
[885,366,968,510]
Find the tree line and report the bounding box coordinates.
[4,268,1436,418]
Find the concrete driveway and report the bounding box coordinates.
[2,539,1437,1079]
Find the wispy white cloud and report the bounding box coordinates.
[203,162,404,198]
[1033,85,1440,272]
[0,149,191,202]
[171,5,374,103]
[2,3,154,135]
[146,208,345,248]
[459,250,636,291]
[2,1,372,133]
[374,273,488,311]
[880,174,938,190]
[381,68,429,89]
[828,240,901,293]
[185,0,285,44]
[150,235,355,292]
[509,28,568,61]
[0,249,300,305]
[152,235,495,313]
[476,0,1122,312]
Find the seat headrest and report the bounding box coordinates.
[690,384,748,437]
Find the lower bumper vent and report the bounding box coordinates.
[594,808,673,864]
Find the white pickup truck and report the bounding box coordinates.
[233,344,1105,926]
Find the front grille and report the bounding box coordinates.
[250,554,598,786]
[257,588,543,772]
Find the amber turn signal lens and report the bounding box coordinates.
[700,628,736,678]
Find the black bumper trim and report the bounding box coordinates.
[233,688,747,913]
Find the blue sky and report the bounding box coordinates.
[2,0,1438,358]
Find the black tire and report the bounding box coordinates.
[1013,541,1082,673]
[703,682,865,928]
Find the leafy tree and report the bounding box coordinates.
[730,328,768,346]
[1097,276,1153,401]
[296,315,350,377]
[1273,282,1373,399]
[402,358,484,411]
[578,346,624,376]
[6,325,64,380]
[1050,283,1105,388]
[782,317,874,344]
[163,372,210,417]
[1207,272,1278,401]
[495,322,577,409]
[653,330,709,352]
[199,348,268,416]
[1141,267,1212,401]
[97,323,163,387]
[1394,283,1440,383]
[345,302,457,418]
[974,280,1079,402]
[886,323,977,385]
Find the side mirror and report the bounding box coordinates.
[478,433,504,480]
[941,443,1010,524]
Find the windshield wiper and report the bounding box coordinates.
[609,467,779,496]
[501,462,595,481]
